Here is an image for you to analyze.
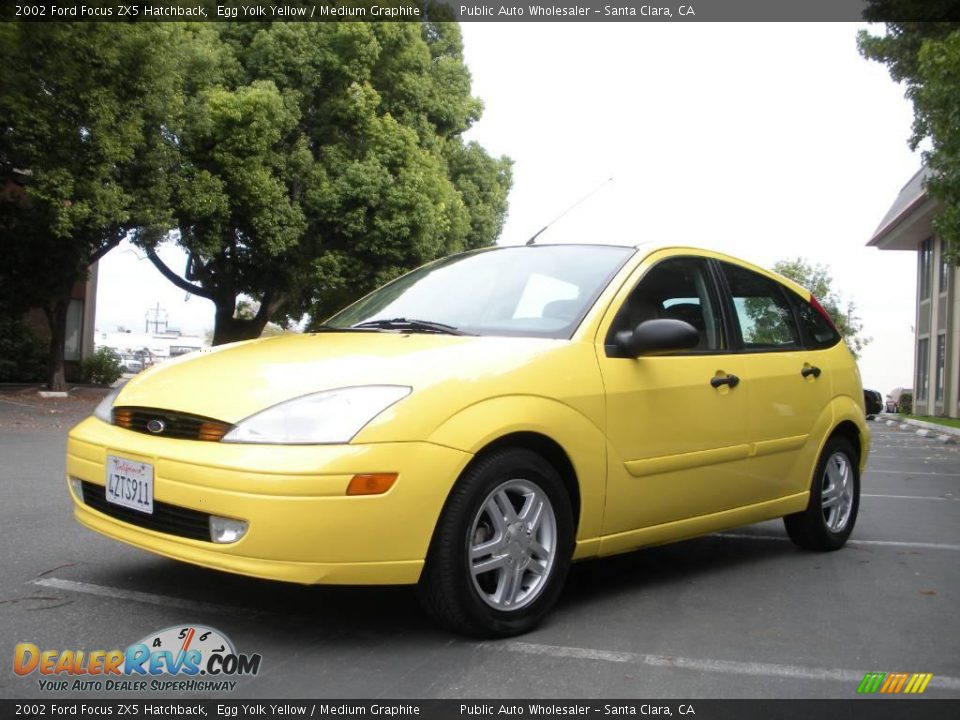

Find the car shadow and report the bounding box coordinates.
[70,556,437,637]
[560,531,800,608]
[62,528,803,642]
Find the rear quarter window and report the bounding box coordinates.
[792,293,842,349]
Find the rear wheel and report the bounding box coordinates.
[784,436,859,551]
[418,448,574,637]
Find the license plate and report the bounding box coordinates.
[105,455,154,514]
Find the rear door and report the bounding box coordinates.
[716,261,836,499]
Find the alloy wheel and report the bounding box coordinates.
[468,478,558,611]
[821,451,854,533]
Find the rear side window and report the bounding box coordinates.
[793,294,841,349]
[720,262,801,350]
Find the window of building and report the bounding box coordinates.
[917,337,930,403]
[939,238,951,295]
[919,238,933,300]
[64,299,84,362]
[936,333,946,404]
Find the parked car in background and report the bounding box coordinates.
[66,244,870,636]
[863,389,883,416]
[132,348,156,369]
[119,355,143,374]
[885,387,912,414]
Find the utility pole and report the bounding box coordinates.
[145,302,168,334]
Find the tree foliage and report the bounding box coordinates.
[858,3,960,260]
[773,258,871,358]
[0,23,180,388]
[1,20,511,382]
[147,21,512,343]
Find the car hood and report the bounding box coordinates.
[115,331,565,424]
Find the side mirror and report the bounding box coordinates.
[614,318,700,357]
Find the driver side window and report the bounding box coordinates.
[608,257,724,352]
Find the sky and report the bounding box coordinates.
[96,21,921,394]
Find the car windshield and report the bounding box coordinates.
[326,245,635,339]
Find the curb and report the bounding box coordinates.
[883,416,960,445]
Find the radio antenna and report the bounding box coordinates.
[526,176,614,245]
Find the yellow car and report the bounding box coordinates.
[67,244,869,636]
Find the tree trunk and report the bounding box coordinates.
[42,297,70,392]
[144,249,288,346]
[211,302,271,345]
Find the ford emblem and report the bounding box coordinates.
[146,419,165,434]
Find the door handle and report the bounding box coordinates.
[710,374,740,389]
[801,365,822,379]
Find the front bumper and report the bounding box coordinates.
[66,417,471,585]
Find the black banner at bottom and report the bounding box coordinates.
[2,699,959,720]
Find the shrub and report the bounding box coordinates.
[81,347,123,386]
[0,315,47,382]
[899,391,913,415]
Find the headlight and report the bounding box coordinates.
[221,385,411,445]
[93,387,122,423]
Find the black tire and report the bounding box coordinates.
[784,436,860,551]
[418,448,574,637]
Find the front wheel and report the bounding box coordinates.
[418,448,574,637]
[784,436,860,551]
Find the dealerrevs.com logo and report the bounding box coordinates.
[14,625,261,693]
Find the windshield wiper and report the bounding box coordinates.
[350,318,472,336]
[312,324,369,333]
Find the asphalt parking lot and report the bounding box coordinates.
[1,389,958,700]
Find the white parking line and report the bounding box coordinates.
[31,580,960,692]
[870,443,954,448]
[716,533,960,551]
[0,397,39,409]
[483,641,960,691]
[31,577,264,617]
[867,470,960,476]
[870,448,955,462]
[862,493,957,501]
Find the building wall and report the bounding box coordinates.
[914,235,958,418]
[22,266,98,383]
[950,241,960,418]
[82,262,98,361]
[915,239,929,414]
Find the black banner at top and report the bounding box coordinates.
[3,0,960,23]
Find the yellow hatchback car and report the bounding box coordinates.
[67,244,869,636]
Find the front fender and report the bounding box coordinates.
[427,395,607,548]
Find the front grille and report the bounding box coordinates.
[112,407,232,442]
[80,481,211,542]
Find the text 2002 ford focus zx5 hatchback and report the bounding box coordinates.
[67,244,869,636]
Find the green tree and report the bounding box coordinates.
[146,21,512,344]
[774,258,871,358]
[0,23,180,389]
[858,3,960,260]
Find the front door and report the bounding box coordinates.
[597,254,753,537]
